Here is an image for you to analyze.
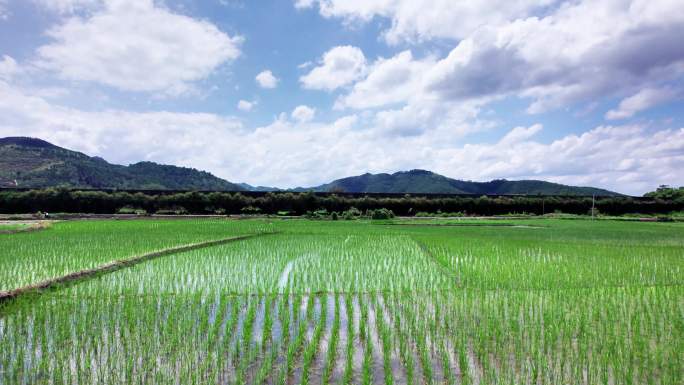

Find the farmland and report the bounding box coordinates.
[0,218,682,384]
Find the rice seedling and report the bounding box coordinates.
[0,218,681,384]
[342,294,355,385]
[0,219,273,291]
[301,295,327,385]
[321,294,340,385]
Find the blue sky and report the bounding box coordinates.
[0,0,683,194]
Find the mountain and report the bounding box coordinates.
[304,169,620,196]
[0,137,244,191]
[238,183,281,192]
[0,137,621,195]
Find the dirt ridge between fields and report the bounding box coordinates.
[0,221,53,234]
[0,231,279,305]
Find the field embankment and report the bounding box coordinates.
[0,232,275,305]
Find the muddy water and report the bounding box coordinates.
[289,296,320,385]
[367,299,388,384]
[308,294,336,384]
[391,296,426,384]
[2,292,508,384]
[328,295,348,384]
[244,297,275,384]
[377,295,409,385]
[351,295,365,383]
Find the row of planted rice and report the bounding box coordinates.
[3,289,680,384]
[0,219,273,292]
[0,219,682,384]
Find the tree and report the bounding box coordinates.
[644,185,684,200]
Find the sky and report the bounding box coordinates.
[0,0,682,195]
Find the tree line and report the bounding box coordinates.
[0,188,682,216]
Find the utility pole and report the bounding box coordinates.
[591,194,595,220]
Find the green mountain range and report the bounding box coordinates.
[301,170,620,196]
[0,137,620,195]
[0,137,244,191]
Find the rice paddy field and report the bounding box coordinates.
[0,218,682,384]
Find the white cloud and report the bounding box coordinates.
[2,0,683,195]
[424,0,684,114]
[255,70,278,89]
[0,0,9,19]
[298,0,554,44]
[32,0,101,13]
[372,98,485,137]
[300,45,366,91]
[605,88,678,120]
[35,0,242,94]
[335,50,434,109]
[294,0,314,9]
[237,99,255,112]
[325,0,684,123]
[291,105,315,122]
[498,124,543,145]
[0,80,244,167]
[332,114,358,131]
[0,55,18,80]
[1,80,682,194]
[297,61,313,69]
[432,124,684,195]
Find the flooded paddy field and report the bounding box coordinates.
[1,218,682,384]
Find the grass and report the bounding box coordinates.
[0,223,30,231]
[0,218,682,384]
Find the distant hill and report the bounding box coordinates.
[302,169,620,196]
[238,183,281,192]
[0,137,244,191]
[0,137,621,195]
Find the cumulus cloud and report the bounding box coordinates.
[1,0,682,195]
[424,0,684,114]
[34,0,242,94]
[300,46,367,91]
[32,0,101,13]
[0,80,244,166]
[324,0,684,123]
[498,124,543,145]
[237,100,255,112]
[605,88,678,120]
[294,0,314,9]
[432,124,684,195]
[291,105,315,122]
[0,56,18,80]
[3,79,681,194]
[296,0,554,44]
[255,70,278,88]
[335,50,435,109]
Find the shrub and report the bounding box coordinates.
[305,209,329,219]
[240,206,262,215]
[367,208,395,220]
[342,207,362,220]
[117,206,147,215]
